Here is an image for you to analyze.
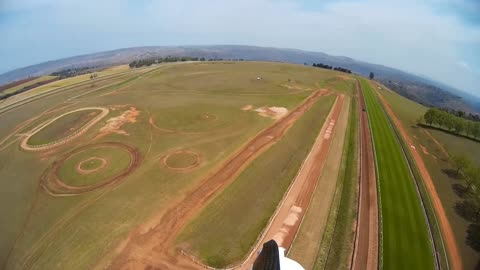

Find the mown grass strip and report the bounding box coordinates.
[178,95,336,268]
[373,86,449,270]
[321,96,359,270]
[361,79,435,270]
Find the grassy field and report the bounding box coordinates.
[0,61,348,269]
[178,94,335,268]
[0,65,152,110]
[0,76,57,95]
[376,85,480,268]
[362,79,434,270]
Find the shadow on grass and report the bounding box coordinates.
[452,183,471,198]
[455,200,480,223]
[442,168,463,180]
[418,124,480,144]
[467,223,480,252]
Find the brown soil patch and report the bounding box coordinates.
[255,106,289,119]
[162,150,201,171]
[103,90,330,270]
[375,86,463,270]
[76,157,107,174]
[96,107,140,139]
[352,79,378,270]
[41,142,141,196]
[241,105,253,111]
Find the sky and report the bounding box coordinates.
[0,0,479,96]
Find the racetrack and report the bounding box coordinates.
[20,107,109,151]
[352,79,378,270]
[375,88,462,270]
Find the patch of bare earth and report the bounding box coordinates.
[254,106,289,119]
[96,107,140,139]
[241,105,253,111]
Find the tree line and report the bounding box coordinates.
[451,154,480,251]
[129,56,245,68]
[312,63,352,74]
[423,108,480,139]
[51,66,97,79]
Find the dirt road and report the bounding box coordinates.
[374,87,462,270]
[231,94,345,269]
[103,90,331,270]
[280,95,350,269]
[352,80,378,270]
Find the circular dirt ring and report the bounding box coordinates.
[21,107,109,152]
[76,157,107,174]
[162,150,201,171]
[41,142,141,196]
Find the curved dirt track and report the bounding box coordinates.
[76,157,108,174]
[374,87,462,270]
[103,90,331,270]
[41,142,141,196]
[163,150,201,171]
[352,80,378,270]
[20,107,109,151]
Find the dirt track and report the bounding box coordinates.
[375,88,462,270]
[41,142,141,196]
[104,90,331,270]
[351,80,378,270]
[20,107,109,151]
[223,94,345,270]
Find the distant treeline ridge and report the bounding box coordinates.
[129,56,245,68]
[312,63,352,74]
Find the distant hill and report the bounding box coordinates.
[0,45,478,112]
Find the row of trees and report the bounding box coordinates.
[129,57,246,68]
[312,63,352,74]
[452,154,480,250]
[440,108,480,122]
[423,108,480,139]
[51,66,96,79]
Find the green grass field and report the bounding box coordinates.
[362,79,435,270]
[377,85,480,269]
[178,94,335,268]
[0,61,348,269]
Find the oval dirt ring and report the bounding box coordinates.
[41,142,141,196]
[162,150,201,171]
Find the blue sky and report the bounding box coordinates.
[0,0,479,96]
